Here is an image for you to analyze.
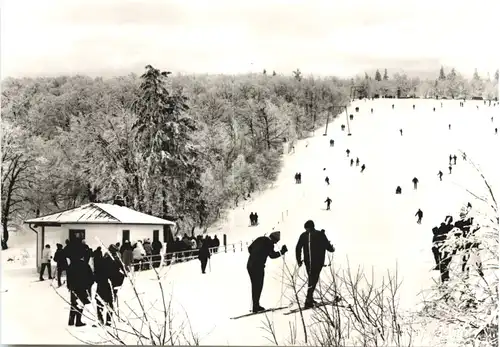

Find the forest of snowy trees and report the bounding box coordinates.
[1,65,498,249]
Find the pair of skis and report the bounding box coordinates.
[230,300,345,320]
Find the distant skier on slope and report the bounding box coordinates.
[350,114,354,120]
[371,108,373,114]
[356,157,360,166]
[325,176,330,185]
[449,124,451,130]
[392,104,394,110]
[412,177,419,190]
[346,149,350,157]
[395,186,402,194]
[413,104,415,110]
[433,107,435,112]
[325,197,332,210]
[453,155,457,165]
[462,152,467,161]
[341,124,345,131]
[449,154,453,165]
[295,220,335,308]
[360,164,366,173]
[400,129,403,136]
[247,231,287,313]
[350,158,354,167]
[329,139,334,147]
[438,170,443,181]
[415,209,423,224]
[449,165,452,174]
[495,128,498,135]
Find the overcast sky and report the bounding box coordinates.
[1,0,499,79]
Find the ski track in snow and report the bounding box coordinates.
[1,99,498,345]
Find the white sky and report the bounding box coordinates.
[1,0,499,78]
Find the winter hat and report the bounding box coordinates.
[269,231,281,242]
[304,220,315,229]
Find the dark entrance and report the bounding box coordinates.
[69,229,86,242]
[122,230,130,244]
[153,229,160,242]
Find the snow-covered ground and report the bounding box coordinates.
[1,98,498,345]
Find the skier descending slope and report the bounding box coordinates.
[324,197,332,210]
[247,231,288,313]
[295,220,335,308]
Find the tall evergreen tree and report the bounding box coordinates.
[473,68,480,80]
[375,69,382,81]
[132,65,202,220]
[383,69,389,80]
[439,66,446,80]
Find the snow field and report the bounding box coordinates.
[1,98,498,345]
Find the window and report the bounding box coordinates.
[122,230,130,244]
[153,229,159,242]
[69,229,86,242]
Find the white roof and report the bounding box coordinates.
[24,203,175,226]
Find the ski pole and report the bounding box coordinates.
[209,257,212,273]
[280,254,285,307]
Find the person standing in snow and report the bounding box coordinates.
[437,170,443,181]
[346,149,350,157]
[67,255,94,327]
[325,197,332,210]
[449,154,453,165]
[356,157,360,166]
[360,164,366,173]
[39,244,53,281]
[295,220,335,308]
[329,139,334,147]
[412,177,419,190]
[395,186,402,194]
[198,238,211,274]
[249,212,255,226]
[246,231,287,313]
[392,104,395,110]
[151,238,163,268]
[415,209,423,224]
[132,241,145,271]
[54,243,68,287]
[449,124,451,130]
[413,104,415,110]
[399,129,403,136]
[341,124,345,131]
[453,155,457,165]
[449,165,453,174]
[350,158,354,167]
[325,176,330,185]
[495,128,498,135]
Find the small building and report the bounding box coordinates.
[24,202,176,271]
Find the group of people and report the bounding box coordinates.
[118,238,163,272]
[431,203,482,283]
[166,233,220,267]
[246,220,335,313]
[249,212,260,226]
[294,172,302,184]
[41,238,126,327]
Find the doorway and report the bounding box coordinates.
[69,229,86,242]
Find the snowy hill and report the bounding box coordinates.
[1,98,498,345]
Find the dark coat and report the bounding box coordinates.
[296,229,334,269]
[247,236,281,269]
[198,241,211,261]
[54,247,68,269]
[67,259,94,304]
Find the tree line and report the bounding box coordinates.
[352,67,499,100]
[0,66,350,248]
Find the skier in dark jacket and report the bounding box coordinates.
[151,239,163,268]
[438,170,443,181]
[346,149,350,157]
[360,164,366,173]
[54,243,68,287]
[350,158,354,166]
[325,176,330,185]
[67,256,94,327]
[412,177,419,190]
[247,231,287,313]
[213,235,220,253]
[198,239,211,274]
[329,139,334,147]
[399,129,403,136]
[325,197,332,210]
[415,209,423,224]
[453,155,457,165]
[356,157,360,166]
[296,220,335,308]
[395,186,402,194]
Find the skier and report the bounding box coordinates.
[254,213,259,226]
[492,116,494,122]
[415,209,423,224]
[449,154,453,165]
[399,129,403,136]
[412,177,419,190]
[346,149,350,157]
[395,186,402,194]
[349,114,354,120]
[356,157,360,166]
[325,176,330,185]
[295,220,335,308]
[325,197,332,210]
[413,104,415,110]
[298,172,302,184]
[437,170,443,181]
[462,152,467,161]
[360,164,366,173]
[495,128,498,135]
[350,158,354,167]
[453,155,457,165]
[341,124,345,131]
[449,124,451,130]
[371,108,373,114]
[249,213,255,226]
[329,139,334,147]
[433,107,435,112]
[449,165,452,174]
[392,104,394,109]
[247,231,287,313]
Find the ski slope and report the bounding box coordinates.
[1,98,498,345]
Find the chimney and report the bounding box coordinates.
[113,195,125,207]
